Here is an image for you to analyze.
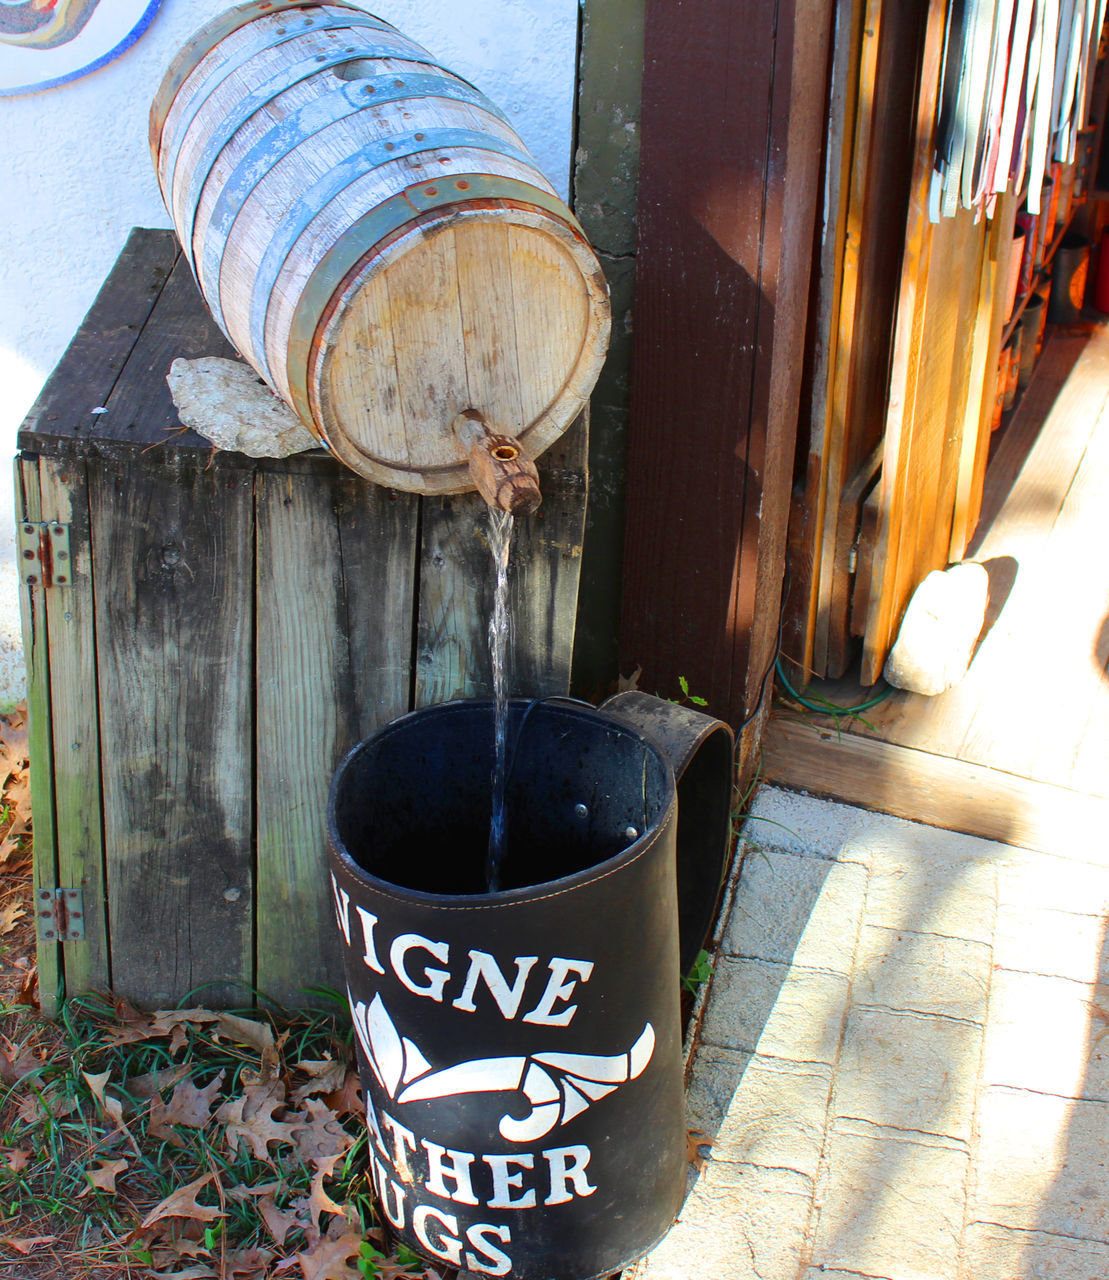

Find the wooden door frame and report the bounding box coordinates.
[618,0,834,760]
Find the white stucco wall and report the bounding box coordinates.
[0,0,578,706]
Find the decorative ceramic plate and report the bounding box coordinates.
[0,0,163,96]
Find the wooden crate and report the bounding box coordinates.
[17,228,588,1015]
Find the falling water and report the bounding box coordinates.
[485,507,514,891]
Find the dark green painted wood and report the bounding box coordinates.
[571,0,646,697]
[40,457,109,996]
[16,458,61,1017]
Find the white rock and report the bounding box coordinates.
[883,561,990,695]
[166,357,318,458]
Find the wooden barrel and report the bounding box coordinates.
[150,0,609,494]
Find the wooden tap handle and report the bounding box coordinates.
[453,410,542,515]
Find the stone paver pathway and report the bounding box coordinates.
[629,786,1109,1280]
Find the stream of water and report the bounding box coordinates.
[485,507,514,891]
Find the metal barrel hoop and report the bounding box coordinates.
[160,16,428,229]
[149,0,399,155]
[198,72,513,327]
[246,131,538,386]
[179,42,455,269]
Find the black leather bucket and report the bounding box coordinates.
[328,695,733,1280]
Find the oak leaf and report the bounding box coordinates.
[140,1172,226,1229]
[295,1221,365,1280]
[0,1036,41,1084]
[148,1071,225,1147]
[258,1192,309,1247]
[213,1012,275,1055]
[0,711,28,775]
[0,901,25,935]
[81,1157,128,1195]
[302,1154,348,1245]
[83,1068,127,1129]
[127,1064,190,1101]
[3,1147,30,1172]
[291,1057,349,1102]
[216,1079,303,1160]
[321,1071,364,1119]
[686,1127,713,1171]
[292,1098,355,1164]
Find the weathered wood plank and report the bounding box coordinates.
[15,458,61,1017]
[415,412,587,706]
[335,477,420,743]
[786,0,866,681]
[861,0,948,685]
[90,456,253,1008]
[813,0,881,677]
[762,714,1109,859]
[19,228,177,452]
[38,457,109,996]
[255,471,368,1008]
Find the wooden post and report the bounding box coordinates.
[621,0,834,756]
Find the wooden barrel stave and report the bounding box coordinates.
[192,68,513,304]
[158,8,409,208]
[164,24,432,257]
[152,1,610,494]
[312,212,597,488]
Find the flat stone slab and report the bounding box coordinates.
[642,787,1109,1280]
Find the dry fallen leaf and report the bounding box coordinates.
[321,1071,363,1119]
[3,1147,30,1172]
[304,1154,348,1245]
[214,1012,276,1055]
[81,1157,129,1196]
[127,1063,190,1101]
[216,1079,304,1161]
[83,1068,128,1130]
[258,1191,308,1248]
[140,1172,226,1230]
[295,1221,365,1280]
[0,901,26,935]
[291,1098,355,1164]
[291,1057,349,1102]
[148,1071,225,1147]
[686,1127,713,1171]
[0,1036,41,1085]
[0,1234,58,1255]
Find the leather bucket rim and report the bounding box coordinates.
[327,698,677,912]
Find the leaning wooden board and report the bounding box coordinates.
[18,227,588,1014]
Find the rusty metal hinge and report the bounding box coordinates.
[36,887,85,942]
[18,522,71,589]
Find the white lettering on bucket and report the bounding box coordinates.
[464,1222,513,1275]
[391,933,451,1001]
[521,958,596,1026]
[413,1206,463,1265]
[422,1139,480,1205]
[485,1153,536,1209]
[543,1144,597,1204]
[452,949,540,1019]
